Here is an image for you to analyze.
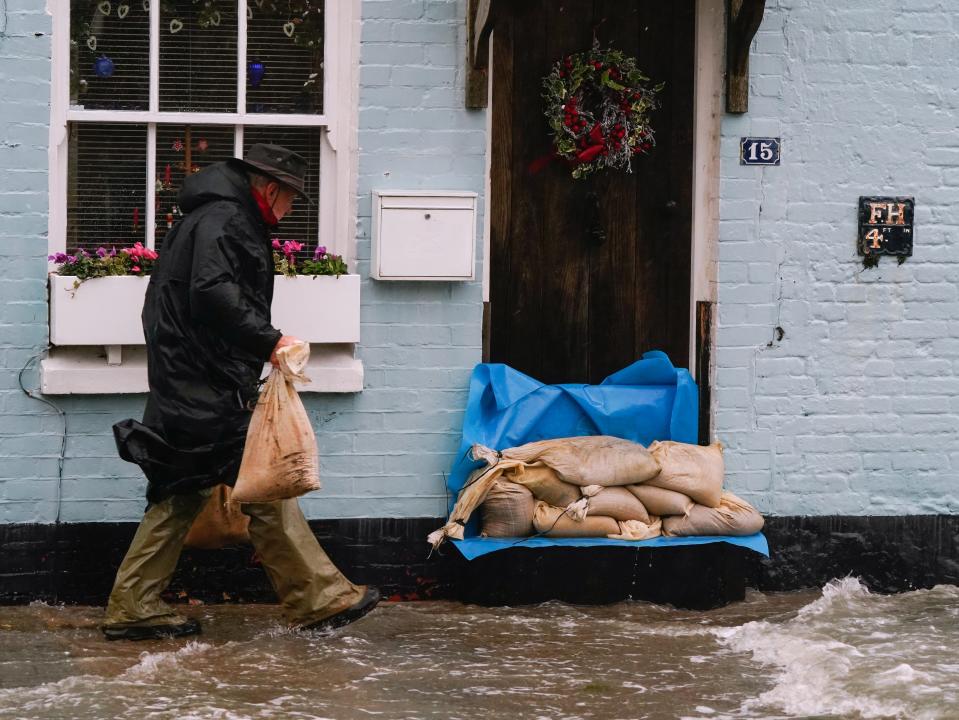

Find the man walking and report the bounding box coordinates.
[106,144,379,640]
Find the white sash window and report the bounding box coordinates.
[45,1,362,394]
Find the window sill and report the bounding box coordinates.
[40,344,363,394]
[44,273,364,394]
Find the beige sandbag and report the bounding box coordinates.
[607,516,662,541]
[532,501,620,538]
[583,486,651,523]
[184,484,250,549]
[627,484,695,517]
[662,492,765,537]
[644,441,724,508]
[232,343,320,503]
[475,435,660,487]
[481,480,535,538]
[504,462,581,506]
[428,455,526,548]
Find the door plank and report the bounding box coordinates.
[633,0,694,369]
[587,0,641,383]
[536,0,594,384]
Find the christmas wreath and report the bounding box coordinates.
[541,43,662,180]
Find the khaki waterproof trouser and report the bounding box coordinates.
[104,489,365,628]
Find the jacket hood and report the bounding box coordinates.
[178,160,259,216]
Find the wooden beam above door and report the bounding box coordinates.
[466,0,497,108]
[469,0,766,113]
[726,0,766,113]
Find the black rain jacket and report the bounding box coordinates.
[114,160,283,503]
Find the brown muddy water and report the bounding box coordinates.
[0,578,956,720]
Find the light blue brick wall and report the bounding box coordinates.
[9,0,954,524]
[715,0,959,515]
[0,0,482,523]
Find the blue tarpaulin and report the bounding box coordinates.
[445,351,769,559]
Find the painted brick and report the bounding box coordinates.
[714,2,959,515]
[0,0,485,524]
[5,0,958,525]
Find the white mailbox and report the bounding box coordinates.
[371,191,477,281]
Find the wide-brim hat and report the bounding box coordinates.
[234,143,315,206]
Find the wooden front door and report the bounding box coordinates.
[487,0,696,385]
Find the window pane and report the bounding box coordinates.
[67,123,147,254]
[70,0,149,110]
[160,2,238,112]
[244,126,321,257]
[247,1,324,114]
[154,125,237,249]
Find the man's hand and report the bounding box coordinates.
[270,335,303,367]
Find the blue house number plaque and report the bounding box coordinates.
[740,137,781,166]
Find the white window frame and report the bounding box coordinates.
[47,0,360,268]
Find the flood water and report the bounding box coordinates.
[0,578,956,720]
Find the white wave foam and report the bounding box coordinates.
[718,576,954,720]
[726,622,904,718]
[122,640,212,680]
[794,575,872,618]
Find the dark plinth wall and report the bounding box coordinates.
[1,516,957,608]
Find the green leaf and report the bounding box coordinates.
[602,75,625,91]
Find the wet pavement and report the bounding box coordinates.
[0,579,956,719]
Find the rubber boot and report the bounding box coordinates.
[241,498,369,627]
[102,490,210,639]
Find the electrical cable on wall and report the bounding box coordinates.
[18,347,66,524]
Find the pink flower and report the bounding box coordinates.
[132,265,141,273]
[282,240,304,255]
[272,238,282,251]
[122,242,150,258]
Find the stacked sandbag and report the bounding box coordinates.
[662,491,764,537]
[504,462,582,507]
[501,465,651,523]
[428,461,524,547]
[429,435,764,549]
[627,484,694,517]
[477,435,661,487]
[644,441,724,507]
[532,502,662,541]
[532,501,620,537]
[526,440,762,541]
[579,486,651,523]
[481,480,536,538]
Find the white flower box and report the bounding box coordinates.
[48,273,361,346]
